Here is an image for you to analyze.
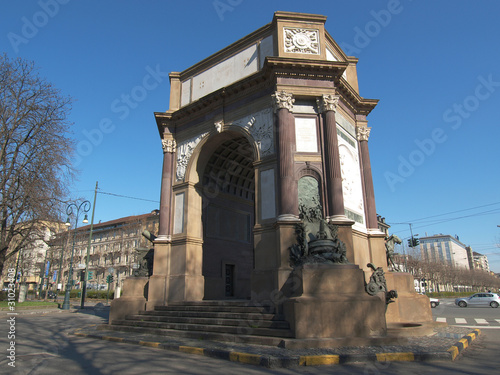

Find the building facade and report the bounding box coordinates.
[420,234,470,269]
[473,251,490,272]
[1,221,66,291]
[47,211,159,292]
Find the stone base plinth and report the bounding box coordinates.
[283,264,387,339]
[109,277,148,324]
[385,272,433,327]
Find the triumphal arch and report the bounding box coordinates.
[111,12,432,342]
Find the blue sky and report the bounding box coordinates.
[2,1,500,271]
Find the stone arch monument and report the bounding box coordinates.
[111,11,432,340]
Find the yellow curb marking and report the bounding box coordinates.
[376,352,415,362]
[229,352,262,365]
[299,355,340,366]
[458,338,469,349]
[447,346,459,360]
[179,346,204,355]
[138,341,161,348]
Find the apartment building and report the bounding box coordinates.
[50,210,159,291]
[420,234,470,269]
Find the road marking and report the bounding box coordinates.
[436,317,447,323]
[455,318,467,324]
[475,318,488,325]
[452,325,500,329]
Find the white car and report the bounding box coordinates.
[430,297,440,308]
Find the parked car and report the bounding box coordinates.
[41,290,57,299]
[455,293,500,308]
[430,297,440,308]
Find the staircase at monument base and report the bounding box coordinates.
[104,300,293,346]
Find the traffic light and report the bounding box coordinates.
[88,271,94,280]
[80,270,85,281]
[407,239,412,247]
[413,237,419,247]
[106,274,114,284]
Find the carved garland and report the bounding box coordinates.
[176,132,208,181]
[232,108,275,157]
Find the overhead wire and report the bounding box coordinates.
[388,201,500,226]
[97,190,160,204]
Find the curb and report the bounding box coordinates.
[447,329,481,360]
[72,328,482,368]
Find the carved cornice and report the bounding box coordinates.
[272,90,294,112]
[356,127,371,142]
[317,94,339,113]
[161,139,176,153]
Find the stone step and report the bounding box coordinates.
[126,314,290,329]
[154,305,274,314]
[168,300,255,307]
[137,310,279,321]
[103,324,287,347]
[112,319,294,338]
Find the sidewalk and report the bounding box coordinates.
[2,303,481,368]
[0,299,110,315]
[73,321,481,368]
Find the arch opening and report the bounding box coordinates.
[200,135,255,300]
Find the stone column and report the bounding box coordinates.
[147,137,176,309]
[317,94,345,219]
[272,90,298,220]
[357,126,378,229]
[157,138,176,241]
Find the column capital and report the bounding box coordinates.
[161,138,177,153]
[317,94,339,113]
[356,126,371,142]
[272,90,294,112]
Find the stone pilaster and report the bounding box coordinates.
[272,90,299,220]
[356,126,378,229]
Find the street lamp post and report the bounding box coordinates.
[61,201,90,310]
[56,226,70,292]
[81,181,98,309]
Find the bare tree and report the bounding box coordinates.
[0,54,75,274]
